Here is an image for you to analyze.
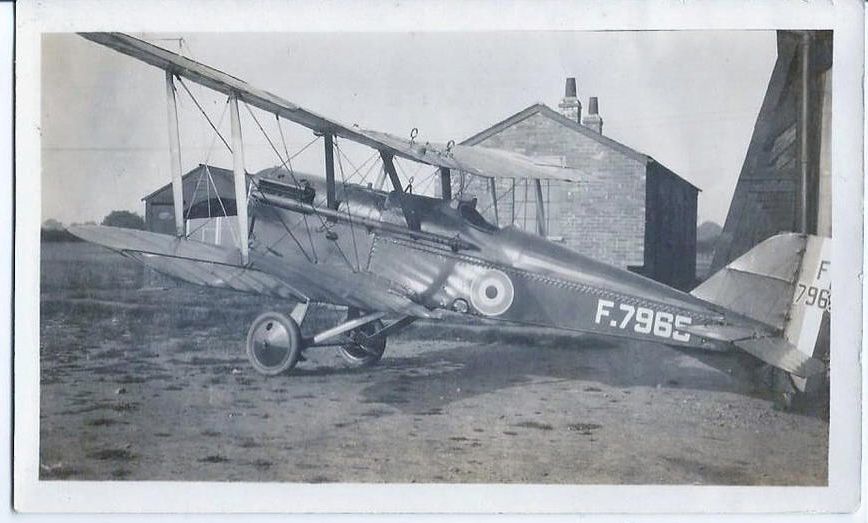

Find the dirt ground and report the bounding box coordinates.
[38,242,829,485]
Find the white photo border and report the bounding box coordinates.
[12,0,865,514]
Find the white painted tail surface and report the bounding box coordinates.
[691,233,830,380]
[783,235,831,389]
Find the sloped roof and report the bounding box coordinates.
[141,164,236,202]
[142,164,324,204]
[461,103,699,191]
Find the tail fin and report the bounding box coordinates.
[690,233,830,380]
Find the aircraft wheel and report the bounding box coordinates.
[246,312,302,376]
[339,320,386,367]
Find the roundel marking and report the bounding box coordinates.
[469,269,515,317]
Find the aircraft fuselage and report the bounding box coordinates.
[249,173,758,350]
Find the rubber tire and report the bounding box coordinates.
[338,320,386,367]
[246,311,302,376]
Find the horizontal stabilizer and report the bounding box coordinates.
[682,324,759,343]
[684,323,824,378]
[733,337,826,378]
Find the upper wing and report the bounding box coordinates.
[79,32,586,182]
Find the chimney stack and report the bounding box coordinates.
[558,77,582,123]
[582,96,603,134]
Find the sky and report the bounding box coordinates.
[41,31,777,226]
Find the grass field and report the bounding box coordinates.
[40,241,345,338]
[37,241,829,485]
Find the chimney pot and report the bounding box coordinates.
[565,77,577,98]
[558,77,582,123]
[581,96,603,134]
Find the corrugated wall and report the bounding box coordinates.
[712,31,833,272]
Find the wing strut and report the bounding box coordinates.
[164,72,185,237]
[533,179,547,237]
[323,133,338,210]
[439,167,452,200]
[228,93,250,264]
[380,153,403,193]
[488,177,500,226]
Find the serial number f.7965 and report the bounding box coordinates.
[594,299,692,342]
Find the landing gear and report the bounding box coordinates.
[246,311,302,375]
[244,304,412,376]
[339,319,387,367]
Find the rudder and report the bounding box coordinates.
[691,233,830,381]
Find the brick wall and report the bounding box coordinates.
[459,111,647,268]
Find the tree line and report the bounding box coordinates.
[41,211,146,242]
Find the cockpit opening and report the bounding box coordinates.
[457,198,499,233]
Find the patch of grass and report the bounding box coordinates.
[116,375,147,384]
[237,438,260,449]
[85,417,128,427]
[308,475,333,483]
[514,421,554,431]
[111,468,132,479]
[567,422,602,435]
[90,448,137,461]
[359,408,393,418]
[40,463,81,480]
[199,455,229,464]
[251,459,272,470]
[111,402,140,413]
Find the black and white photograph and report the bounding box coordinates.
[11,0,864,516]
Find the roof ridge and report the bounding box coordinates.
[461,102,650,164]
[141,164,234,201]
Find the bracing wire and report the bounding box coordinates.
[357,154,382,187]
[479,177,515,221]
[173,76,237,241]
[334,139,361,272]
[183,99,238,242]
[242,101,356,268]
[237,104,315,264]
[184,99,229,224]
[394,158,414,193]
[276,114,317,262]
[415,168,441,196]
[334,148,378,185]
[176,76,232,154]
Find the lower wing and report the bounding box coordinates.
[68,225,434,318]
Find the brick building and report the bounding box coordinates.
[456,79,699,290]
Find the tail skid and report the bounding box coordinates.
[690,233,831,382]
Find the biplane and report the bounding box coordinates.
[69,33,830,396]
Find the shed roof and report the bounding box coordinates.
[142,164,237,203]
[142,164,326,207]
